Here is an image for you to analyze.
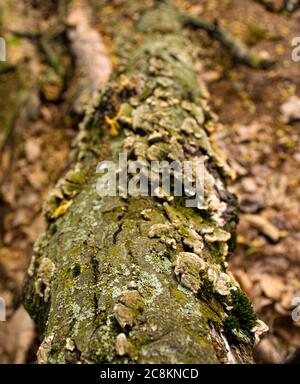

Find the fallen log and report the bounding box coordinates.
[24,0,267,364]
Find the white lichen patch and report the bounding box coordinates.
[144,253,172,274]
[177,283,193,296]
[137,271,164,305]
[112,286,122,299]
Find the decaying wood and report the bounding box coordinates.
[23,0,267,364]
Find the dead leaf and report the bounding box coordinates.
[243,214,282,242]
[280,95,300,123]
[240,194,266,213]
[25,139,41,162]
[260,275,285,300]
[26,167,48,191]
[255,336,285,364]
[0,306,35,364]
[234,269,253,296]
[22,214,45,242]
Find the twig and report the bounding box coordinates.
[182,14,275,69]
[9,30,65,76]
[0,96,24,157]
[255,0,300,13]
[9,29,42,39]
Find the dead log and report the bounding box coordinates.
[24,0,266,364]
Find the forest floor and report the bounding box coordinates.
[0,0,299,363]
[191,0,300,363]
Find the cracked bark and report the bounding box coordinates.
[23,0,261,364]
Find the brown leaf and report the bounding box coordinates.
[25,138,41,162]
[280,95,300,123]
[243,214,282,242]
[260,275,285,300]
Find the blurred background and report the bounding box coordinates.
[0,0,300,363]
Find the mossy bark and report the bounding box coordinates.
[24,0,259,364]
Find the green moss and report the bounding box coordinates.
[205,243,224,264]
[224,315,239,334]
[224,289,257,344]
[200,276,214,300]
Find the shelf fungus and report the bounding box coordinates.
[34,257,56,303]
[174,252,205,293]
[148,223,179,248]
[207,266,232,296]
[114,290,145,329]
[251,319,269,345]
[116,333,130,356]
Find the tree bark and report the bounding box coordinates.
[24,0,262,364]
